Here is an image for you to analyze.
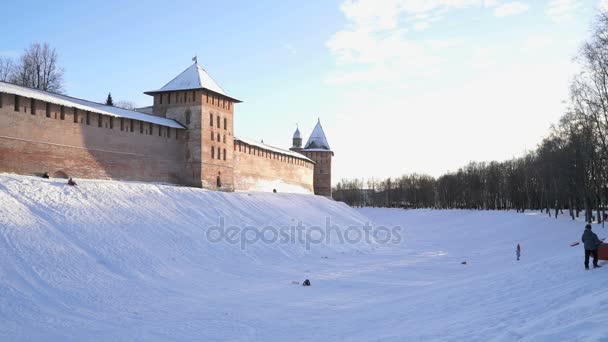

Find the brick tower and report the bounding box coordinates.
[145,61,241,190]
[291,119,333,197]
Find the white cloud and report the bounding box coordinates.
[326,0,533,85]
[494,2,530,17]
[328,61,576,180]
[545,0,581,23]
[326,0,503,85]
[470,47,497,69]
[338,0,505,33]
[323,0,581,181]
[414,21,431,30]
[325,28,449,85]
[522,34,553,52]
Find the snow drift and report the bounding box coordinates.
[3,173,608,341]
[0,174,373,341]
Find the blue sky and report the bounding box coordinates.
[0,0,604,182]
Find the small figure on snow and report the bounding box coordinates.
[582,224,602,270]
[516,244,521,261]
[302,279,311,286]
[42,172,49,179]
[67,177,77,186]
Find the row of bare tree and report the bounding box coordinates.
[333,13,608,224]
[2,43,134,109]
[0,42,64,93]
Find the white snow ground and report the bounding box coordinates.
[1,173,607,341]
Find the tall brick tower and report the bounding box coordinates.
[145,61,241,190]
[291,119,333,197]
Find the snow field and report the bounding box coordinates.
[1,173,607,341]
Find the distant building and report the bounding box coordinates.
[290,120,333,197]
[0,61,333,195]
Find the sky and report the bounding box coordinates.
[1,0,606,183]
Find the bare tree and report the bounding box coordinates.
[0,56,14,82]
[10,42,64,93]
[115,100,136,110]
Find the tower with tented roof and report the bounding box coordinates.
[145,60,241,190]
[290,119,333,197]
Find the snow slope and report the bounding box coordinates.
[1,173,608,341]
[0,174,374,341]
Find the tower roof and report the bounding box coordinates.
[145,62,241,102]
[304,119,331,151]
[293,126,301,139]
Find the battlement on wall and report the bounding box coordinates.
[0,89,190,185]
[0,62,328,194]
[233,138,314,193]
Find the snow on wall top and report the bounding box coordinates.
[304,119,331,151]
[235,136,314,163]
[135,106,154,115]
[0,81,185,129]
[146,63,241,102]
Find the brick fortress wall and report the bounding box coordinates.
[0,92,187,184]
[0,86,318,194]
[233,139,314,193]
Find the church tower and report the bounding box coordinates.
[291,119,333,197]
[145,61,241,190]
[292,126,302,148]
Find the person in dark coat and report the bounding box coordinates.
[67,177,77,186]
[582,224,602,270]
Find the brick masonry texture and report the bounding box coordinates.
[0,87,322,194]
[0,93,187,184]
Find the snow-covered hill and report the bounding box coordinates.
[1,173,607,341]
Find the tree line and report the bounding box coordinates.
[1,42,134,108]
[0,42,65,93]
[333,13,608,224]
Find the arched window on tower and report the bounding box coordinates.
[211,146,215,159]
[223,148,226,161]
[216,115,220,128]
[210,113,213,126]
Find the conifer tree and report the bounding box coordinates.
[105,92,114,106]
